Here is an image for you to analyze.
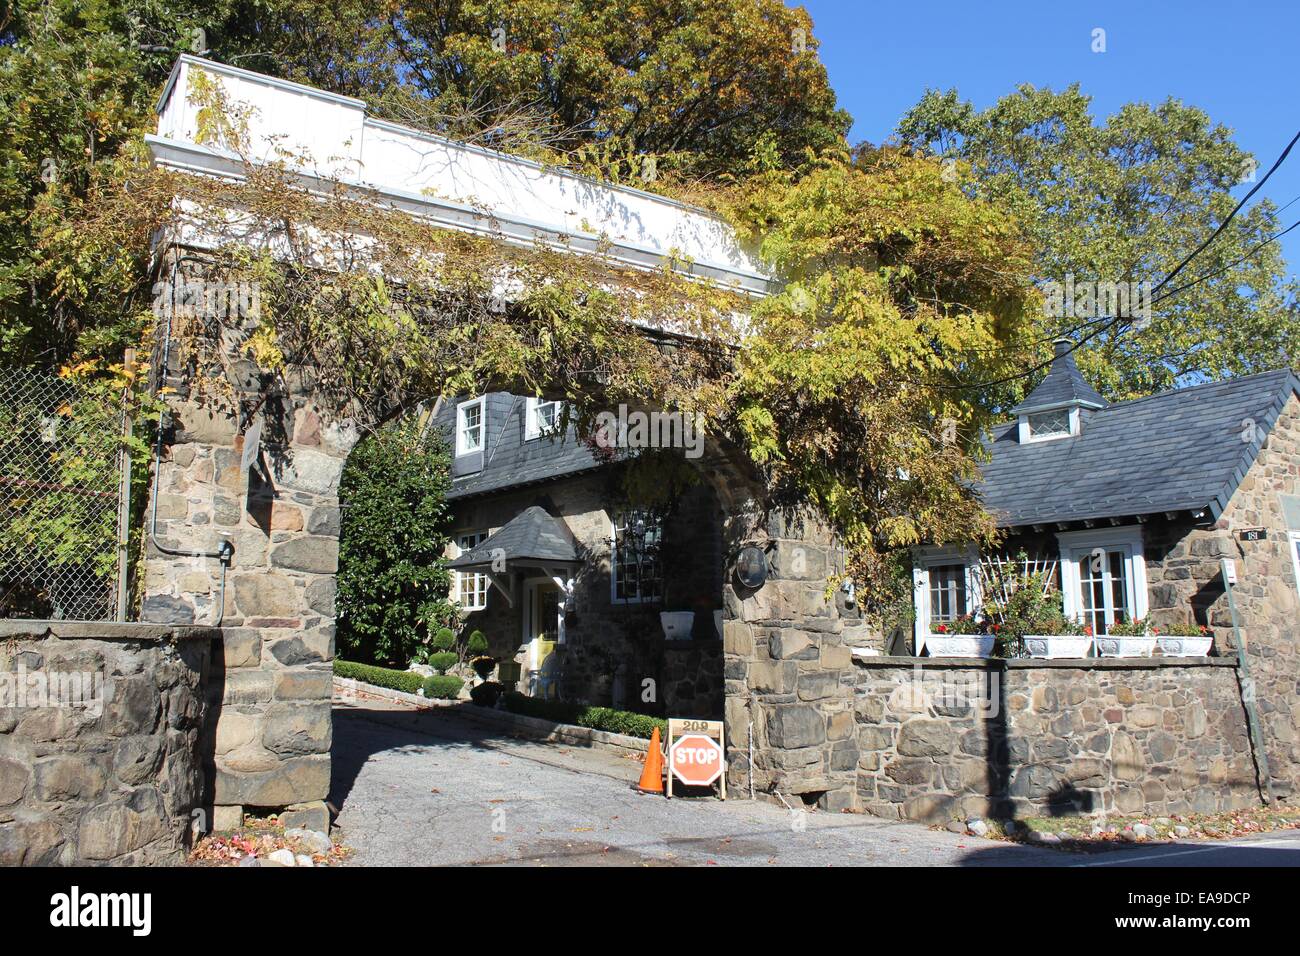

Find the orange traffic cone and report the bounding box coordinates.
[635,727,665,794]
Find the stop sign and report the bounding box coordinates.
[670,733,724,787]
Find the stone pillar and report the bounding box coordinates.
[142,371,352,826]
[722,509,858,811]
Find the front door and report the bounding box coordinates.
[526,580,563,698]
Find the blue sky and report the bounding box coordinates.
[802,0,1300,279]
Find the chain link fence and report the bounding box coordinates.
[0,367,128,621]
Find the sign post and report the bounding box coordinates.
[666,718,726,800]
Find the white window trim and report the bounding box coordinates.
[610,512,662,605]
[455,396,486,456]
[1056,525,1148,627]
[1018,406,1080,444]
[1289,531,1300,595]
[524,397,562,440]
[912,544,982,655]
[452,530,489,611]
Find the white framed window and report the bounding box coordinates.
[1056,526,1148,634]
[456,397,485,456]
[525,397,562,440]
[611,510,662,604]
[1018,406,1079,444]
[912,545,981,652]
[454,530,489,611]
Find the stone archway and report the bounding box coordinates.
[141,257,862,829]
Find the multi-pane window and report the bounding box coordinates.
[456,398,484,456]
[455,531,488,610]
[611,510,662,603]
[526,398,561,439]
[928,564,968,626]
[1075,548,1131,635]
[1028,408,1071,439]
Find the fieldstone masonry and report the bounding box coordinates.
[853,657,1262,822]
[0,622,211,865]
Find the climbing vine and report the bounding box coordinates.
[69,75,1040,625]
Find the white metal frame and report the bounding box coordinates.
[912,544,982,655]
[1056,525,1148,629]
[455,396,486,456]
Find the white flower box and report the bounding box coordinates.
[925,635,995,658]
[1094,635,1156,658]
[1023,634,1093,659]
[1156,635,1213,657]
[660,611,695,641]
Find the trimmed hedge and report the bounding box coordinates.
[496,691,667,740]
[423,674,464,699]
[333,659,425,695]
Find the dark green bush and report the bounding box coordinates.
[470,681,504,708]
[471,655,496,679]
[423,674,464,699]
[466,630,489,655]
[431,627,456,651]
[498,692,667,740]
[334,659,425,695]
[428,651,458,674]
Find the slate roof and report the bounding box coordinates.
[432,393,606,500]
[447,506,581,570]
[1009,338,1108,414]
[979,367,1300,527]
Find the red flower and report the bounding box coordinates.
[935,624,948,633]
[1084,625,1093,636]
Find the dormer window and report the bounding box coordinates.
[456,397,485,456]
[1019,406,1079,443]
[525,397,562,440]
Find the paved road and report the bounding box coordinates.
[328,698,1300,867]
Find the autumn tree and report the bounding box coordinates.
[896,86,1299,400]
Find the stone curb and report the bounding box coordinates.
[332,677,651,757]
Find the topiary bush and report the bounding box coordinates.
[431,627,456,651]
[334,659,425,695]
[466,629,489,656]
[428,651,458,674]
[470,681,504,708]
[423,674,464,699]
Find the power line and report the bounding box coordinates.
[912,128,1300,392]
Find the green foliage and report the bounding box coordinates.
[466,630,489,656]
[336,418,457,667]
[333,658,425,695]
[897,86,1298,399]
[422,674,464,699]
[431,627,456,651]
[1108,617,1153,637]
[427,651,458,675]
[498,692,668,740]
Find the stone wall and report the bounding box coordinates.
[852,657,1262,823]
[0,621,211,865]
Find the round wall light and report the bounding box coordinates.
[734,545,768,589]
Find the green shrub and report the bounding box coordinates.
[336,420,457,667]
[334,659,425,695]
[498,692,667,740]
[470,681,504,708]
[431,627,456,651]
[471,655,496,679]
[428,651,458,674]
[466,630,489,655]
[423,674,464,699]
